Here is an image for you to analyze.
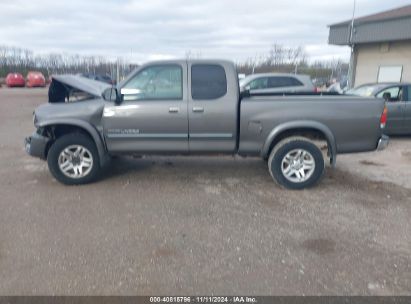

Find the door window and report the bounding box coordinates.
[122,65,183,101]
[376,86,403,102]
[407,86,411,101]
[191,64,227,100]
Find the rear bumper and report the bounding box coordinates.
[377,134,389,151]
[25,131,50,159]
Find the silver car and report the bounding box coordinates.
[347,82,411,135]
[239,73,315,94]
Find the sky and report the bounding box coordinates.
[0,0,409,64]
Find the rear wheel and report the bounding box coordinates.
[268,136,325,189]
[47,133,100,185]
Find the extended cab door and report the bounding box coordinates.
[187,61,239,153]
[102,62,189,153]
[376,86,406,134]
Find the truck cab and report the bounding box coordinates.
[103,60,240,155]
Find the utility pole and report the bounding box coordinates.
[347,0,356,89]
[116,58,120,84]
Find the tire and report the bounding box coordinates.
[268,136,325,190]
[47,133,100,185]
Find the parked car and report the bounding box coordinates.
[26,71,46,87]
[239,73,316,94]
[346,82,411,135]
[80,73,115,85]
[25,60,388,189]
[5,73,25,87]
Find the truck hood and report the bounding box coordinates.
[49,75,111,102]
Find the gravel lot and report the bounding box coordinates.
[0,88,410,295]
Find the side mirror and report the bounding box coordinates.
[120,88,143,101]
[102,87,122,104]
[240,88,250,99]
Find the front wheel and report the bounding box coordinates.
[268,136,325,190]
[47,133,100,185]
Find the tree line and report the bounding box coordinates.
[1,44,348,86]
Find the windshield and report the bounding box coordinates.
[346,84,386,97]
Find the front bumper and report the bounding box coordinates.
[377,134,389,151]
[25,131,50,159]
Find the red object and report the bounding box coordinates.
[380,106,388,129]
[5,73,25,87]
[26,71,46,88]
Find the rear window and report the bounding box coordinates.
[191,64,227,100]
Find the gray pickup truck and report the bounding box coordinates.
[25,59,388,189]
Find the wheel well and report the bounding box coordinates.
[42,124,94,157]
[267,128,330,158]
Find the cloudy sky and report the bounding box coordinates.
[1,0,409,63]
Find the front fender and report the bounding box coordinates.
[37,118,108,165]
[261,120,337,166]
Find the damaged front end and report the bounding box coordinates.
[48,75,111,103]
[25,128,51,159]
[25,75,111,160]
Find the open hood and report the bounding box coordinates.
[49,75,111,103]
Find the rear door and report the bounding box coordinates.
[376,86,406,134]
[187,62,238,153]
[103,62,189,153]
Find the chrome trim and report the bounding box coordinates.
[106,133,188,139]
[190,133,233,139]
[377,135,389,151]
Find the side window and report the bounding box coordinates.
[249,77,268,90]
[122,65,182,101]
[288,77,304,86]
[268,77,303,88]
[376,86,402,102]
[191,64,227,100]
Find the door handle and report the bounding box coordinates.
[192,107,204,113]
[169,107,179,113]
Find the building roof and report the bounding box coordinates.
[330,5,411,27]
[328,5,411,45]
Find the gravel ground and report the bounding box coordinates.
[0,88,410,295]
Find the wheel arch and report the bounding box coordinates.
[38,119,108,165]
[262,121,337,166]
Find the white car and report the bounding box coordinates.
[239,73,316,94]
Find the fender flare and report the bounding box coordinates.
[261,120,337,166]
[38,119,108,165]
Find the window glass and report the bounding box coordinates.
[249,77,268,90]
[268,77,303,88]
[376,86,402,102]
[191,64,227,99]
[122,65,182,101]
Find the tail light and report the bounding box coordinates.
[380,106,387,129]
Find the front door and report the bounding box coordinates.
[376,86,406,134]
[103,62,189,153]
